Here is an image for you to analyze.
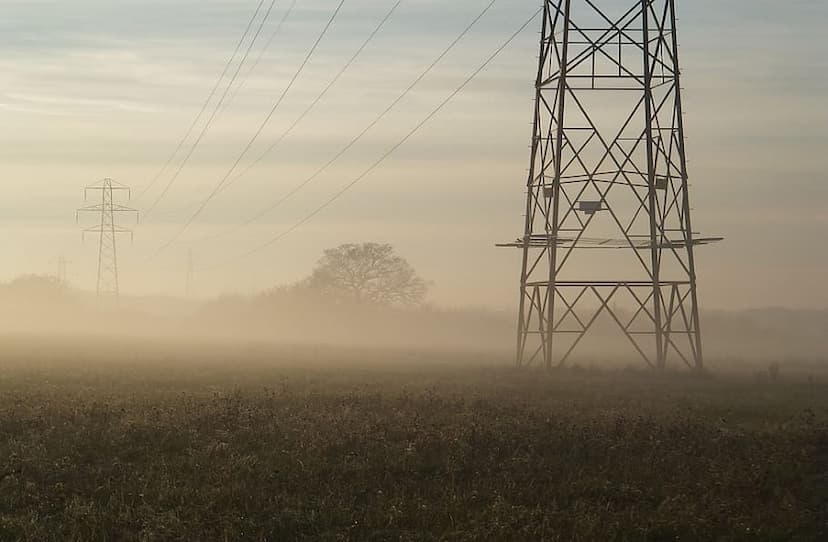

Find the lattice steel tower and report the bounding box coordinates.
[502,0,720,369]
[50,255,71,285]
[77,179,139,299]
[185,249,195,298]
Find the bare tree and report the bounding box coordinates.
[306,243,428,306]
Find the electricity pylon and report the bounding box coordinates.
[50,256,71,285]
[185,249,195,298]
[77,179,139,299]
[501,1,721,369]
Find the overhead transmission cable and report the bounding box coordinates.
[187,0,404,244]
[159,0,397,226]
[136,0,267,203]
[224,0,298,111]
[200,7,542,271]
[170,0,496,248]
[145,0,279,217]
[219,0,404,195]
[140,0,296,222]
[156,0,348,252]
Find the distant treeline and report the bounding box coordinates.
[0,274,825,366]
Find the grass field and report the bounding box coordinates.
[0,341,826,541]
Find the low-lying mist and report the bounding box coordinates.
[0,274,825,371]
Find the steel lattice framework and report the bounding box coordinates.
[185,249,195,298]
[77,179,139,299]
[501,0,720,369]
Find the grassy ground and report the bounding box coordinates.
[0,344,826,541]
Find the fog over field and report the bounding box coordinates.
[0,0,824,371]
[1,1,826,540]
[0,0,825,367]
[0,0,826,310]
[1,273,826,371]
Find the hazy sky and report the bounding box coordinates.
[0,0,826,309]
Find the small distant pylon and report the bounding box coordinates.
[185,250,195,298]
[50,255,71,285]
[77,178,139,299]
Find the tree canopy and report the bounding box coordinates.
[306,243,428,307]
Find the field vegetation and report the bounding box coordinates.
[0,341,825,541]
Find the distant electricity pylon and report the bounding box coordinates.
[77,179,139,299]
[185,250,195,298]
[50,255,71,285]
[501,1,721,369]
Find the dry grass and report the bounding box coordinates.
[0,345,826,541]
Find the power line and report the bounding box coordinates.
[144,0,278,217]
[200,8,542,272]
[136,0,267,203]
[157,0,348,253]
[224,0,298,111]
[190,0,404,246]
[221,0,404,194]
[148,0,390,229]
[181,0,497,248]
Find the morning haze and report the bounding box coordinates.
[0,1,826,540]
[0,0,825,308]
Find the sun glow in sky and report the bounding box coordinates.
[0,0,825,309]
